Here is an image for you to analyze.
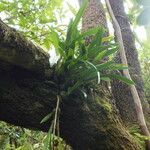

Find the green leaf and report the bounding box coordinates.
[104,47,118,56]
[85,61,100,84]
[96,61,114,70]
[94,47,118,62]
[65,19,74,46]
[67,2,77,15]
[94,50,108,62]
[101,77,111,82]
[107,74,135,85]
[69,61,113,84]
[67,48,75,58]
[68,81,83,95]
[76,26,100,41]
[88,45,109,59]
[88,27,104,51]
[72,0,88,29]
[40,112,54,124]
[50,30,59,47]
[65,0,88,49]
[109,64,128,70]
[44,124,53,150]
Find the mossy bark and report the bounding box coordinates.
[60,89,141,150]
[0,19,51,77]
[0,63,141,149]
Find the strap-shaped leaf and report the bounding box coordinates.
[107,74,135,85]
[88,43,116,59]
[44,122,53,150]
[94,47,118,62]
[76,26,100,41]
[96,61,114,70]
[85,61,100,84]
[101,77,111,81]
[72,0,88,29]
[68,81,83,95]
[67,2,77,15]
[40,111,54,124]
[109,64,128,70]
[88,27,104,51]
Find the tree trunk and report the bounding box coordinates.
[82,0,108,44]
[109,0,150,124]
[0,14,141,149]
[82,0,107,30]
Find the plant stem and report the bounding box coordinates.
[53,95,60,137]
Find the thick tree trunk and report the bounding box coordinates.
[109,0,150,124]
[82,0,108,44]
[82,0,107,30]
[0,17,141,149]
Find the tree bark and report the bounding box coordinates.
[82,0,108,30]
[106,1,150,149]
[82,0,109,45]
[109,0,150,124]
[0,17,141,149]
[0,19,51,77]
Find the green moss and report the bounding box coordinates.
[128,125,146,150]
[96,98,112,112]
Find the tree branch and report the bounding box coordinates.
[0,19,51,77]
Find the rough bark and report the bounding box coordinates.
[106,1,150,149]
[109,0,150,124]
[82,0,107,30]
[0,19,51,77]
[82,0,108,45]
[0,62,141,149]
[0,17,141,149]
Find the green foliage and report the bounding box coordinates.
[0,122,45,150]
[51,0,133,96]
[127,0,150,103]
[128,0,150,26]
[128,125,150,149]
[0,0,63,49]
[0,121,70,150]
[139,41,150,102]
[40,112,54,124]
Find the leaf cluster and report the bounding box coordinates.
[0,0,63,49]
[51,0,134,96]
